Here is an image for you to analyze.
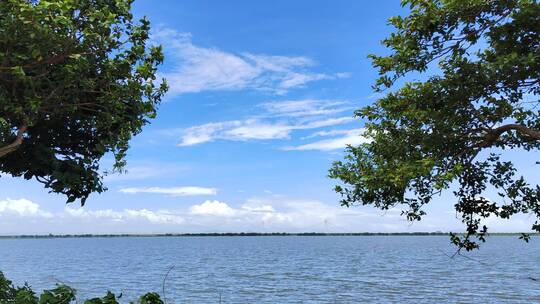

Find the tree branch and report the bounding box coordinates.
[0,52,90,71]
[0,125,28,158]
[478,124,540,148]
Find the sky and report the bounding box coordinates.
[0,0,537,235]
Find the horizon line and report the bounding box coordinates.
[0,232,535,239]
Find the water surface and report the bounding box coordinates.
[1,236,539,303]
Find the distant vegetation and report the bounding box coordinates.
[1,232,535,239]
[0,271,163,304]
[331,0,540,250]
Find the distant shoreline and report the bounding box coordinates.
[0,232,534,239]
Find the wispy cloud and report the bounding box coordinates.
[260,99,352,118]
[104,163,188,182]
[119,186,217,196]
[170,98,356,146]
[284,128,370,151]
[152,28,348,95]
[177,116,354,146]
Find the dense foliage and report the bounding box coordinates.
[0,0,167,204]
[330,0,540,250]
[0,272,163,304]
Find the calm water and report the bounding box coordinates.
[1,236,539,303]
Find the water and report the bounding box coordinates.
[1,236,539,303]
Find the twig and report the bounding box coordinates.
[437,248,500,267]
[162,265,175,304]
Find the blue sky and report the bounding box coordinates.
[0,0,537,234]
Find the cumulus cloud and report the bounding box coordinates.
[152,28,347,95]
[119,186,217,196]
[0,197,389,234]
[190,200,236,217]
[284,128,370,151]
[0,198,52,218]
[64,208,186,225]
[0,197,535,234]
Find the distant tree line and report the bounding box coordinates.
[2,232,535,239]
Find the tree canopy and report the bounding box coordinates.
[0,0,167,204]
[330,0,540,250]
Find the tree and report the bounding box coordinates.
[330,0,540,250]
[0,0,168,204]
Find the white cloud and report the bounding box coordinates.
[0,197,536,234]
[104,163,187,182]
[223,120,292,140]
[152,28,348,95]
[299,117,354,129]
[160,97,358,147]
[302,129,357,139]
[240,201,275,213]
[125,209,185,225]
[260,99,351,117]
[0,198,52,217]
[177,116,353,146]
[119,186,217,196]
[190,200,236,217]
[176,121,240,146]
[284,128,370,151]
[64,207,185,225]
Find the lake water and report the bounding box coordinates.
[1,236,539,303]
